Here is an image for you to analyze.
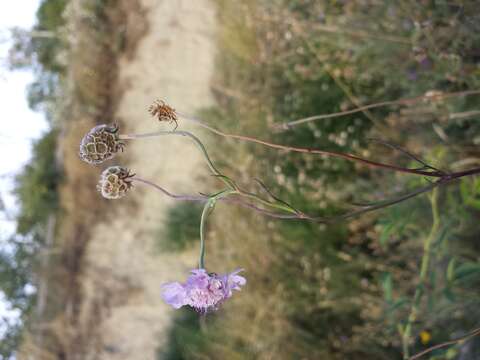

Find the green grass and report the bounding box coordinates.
[157,309,206,360]
[159,202,203,252]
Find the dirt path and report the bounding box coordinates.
[82,1,217,359]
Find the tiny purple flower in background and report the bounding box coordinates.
[162,268,246,313]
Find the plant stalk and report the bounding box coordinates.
[402,188,440,359]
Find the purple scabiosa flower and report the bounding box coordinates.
[161,269,246,313]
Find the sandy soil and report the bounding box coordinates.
[81,1,217,359]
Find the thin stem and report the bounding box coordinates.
[402,188,440,359]
[199,199,215,269]
[309,23,411,45]
[302,37,377,124]
[236,189,299,215]
[448,166,480,179]
[449,109,480,120]
[409,326,480,360]
[275,89,480,130]
[133,164,480,225]
[133,176,301,219]
[368,138,445,174]
[132,177,207,201]
[333,182,441,222]
[198,189,236,268]
[119,130,232,188]
[133,175,300,217]
[179,114,444,177]
[224,197,302,219]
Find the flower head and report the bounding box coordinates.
[79,124,125,165]
[97,166,134,199]
[161,268,246,313]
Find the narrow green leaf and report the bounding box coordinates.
[381,272,393,303]
[453,262,480,282]
[388,298,407,313]
[446,257,457,283]
[443,287,456,302]
[379,223,394,247]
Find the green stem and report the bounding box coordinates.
[198,189,236,269]
[197,186,300,269]
[119,130,232,188]
[121,130,303,214]
[238,191,298,214]
[402,188,440,359]
[199,199,215,269]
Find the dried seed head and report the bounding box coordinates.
[97,166,134,199]
[148,100,178,129]
[79,124,125,165]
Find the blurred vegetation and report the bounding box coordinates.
[1,0,66,358]
[14,130,60,237]
[157,309,206,360]
[8,0,67,121]
[11,0,138,357]
[0,133,60,358]
[159,202,203,252]
[160,1,480,359]
[1,131,61,339]
[3,0,143,358]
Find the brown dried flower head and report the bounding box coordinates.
[79,124,125,165]
[97,166,135,199]
[148,99,178,129]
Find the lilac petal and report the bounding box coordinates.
[190,269,208,276]
[186,269,210,288]
[229,274,247,289]
[161,282,188,309]
[228,269,247,287]
[222,269,246,298]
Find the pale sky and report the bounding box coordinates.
[0,0,45,335]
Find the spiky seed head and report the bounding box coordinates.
[79,124,125,165]
[97,166,134,199]
[148,100,178,125]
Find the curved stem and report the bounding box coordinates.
[133,177,207,201]
[133,176,301,219]
[334,182,440,222]
[179,114,445,177]
[133,165,480,226]
[133,175,295,214]
[224,197,303,219]
[198,189,236,269]
[119,130,232,187]
[236,189,299,215]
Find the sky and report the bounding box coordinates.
[0,0,45,333]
